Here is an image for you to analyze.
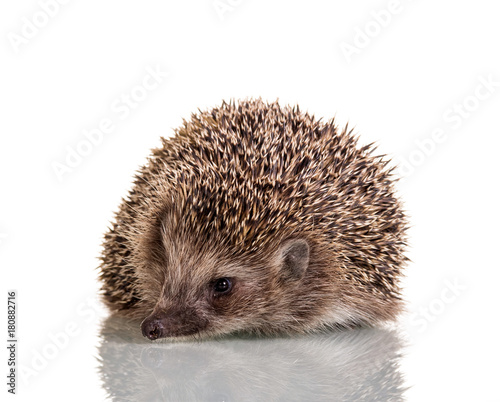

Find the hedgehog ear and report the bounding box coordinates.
[278,238,310,279]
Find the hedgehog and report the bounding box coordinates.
[98,98,408,341]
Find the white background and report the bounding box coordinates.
[1,0,499,401]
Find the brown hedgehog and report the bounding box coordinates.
[98,99,408,341]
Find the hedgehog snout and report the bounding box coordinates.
[140,308,208,340]
[141,314,166,340]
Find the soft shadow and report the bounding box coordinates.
[97,315,406,402]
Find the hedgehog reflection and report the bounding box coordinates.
[97,315,406,402]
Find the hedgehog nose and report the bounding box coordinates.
[141,315,166,340]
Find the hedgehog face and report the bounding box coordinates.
[138,235,312,340]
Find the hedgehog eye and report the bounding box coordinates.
[213,278,232,294]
